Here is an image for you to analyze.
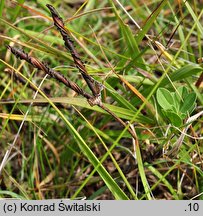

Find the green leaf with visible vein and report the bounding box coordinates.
[156,88,174,110]
[135,0,168,44]
[160,65,202,87]
[180,92,196,114]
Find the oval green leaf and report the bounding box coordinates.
[165,110,182,127]
[180,92,197,114]
[157,88,175,110]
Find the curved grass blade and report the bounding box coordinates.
[72,106,137,199]
[0,97,154,125]
[0,59,129,200]
[160,65,202,87]
[146,164,179,199]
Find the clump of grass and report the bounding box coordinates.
[0,0,202,200]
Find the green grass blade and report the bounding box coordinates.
[135,141,152,200]
[0,0,5,17]
[135,0,168,43]
[160,65,202,87]
[147,163,179,199]
[0,97,154,124]
[185,1,203,35]
[109,0,146,69]
[12,0,25,22]
[0,60,129,200]
[73,107,137,199]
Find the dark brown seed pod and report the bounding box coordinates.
[7,45,92,99]
[7,5,138,141]
[46,4,103,98]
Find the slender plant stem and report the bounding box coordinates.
[7,4,139,144]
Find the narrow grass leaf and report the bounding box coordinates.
[147,164,179,199]
[0,60,129,200]
[0,191,26,199]
[105,82,137,111]
[0,97,154,124]
[160,65,202,87]
[185,1,203,35]
[0,0,5,17]
[74,107,137,199]
[135,141,152,200]
[135,0,168,43]
[12,0,25,22]
[109,0,145,68]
